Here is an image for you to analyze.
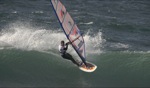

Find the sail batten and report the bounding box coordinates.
[51,0,86,64]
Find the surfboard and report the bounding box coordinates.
[79,62,97,72]
[50,0,97,72]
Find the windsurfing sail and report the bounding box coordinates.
[51,0,87,65]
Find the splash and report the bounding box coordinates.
[0,22,65,51]
[0,22,104,56]
[109,42,129,49]
[84,30,105,55]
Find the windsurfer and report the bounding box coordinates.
[59,40,83,66]
[58,36,86,66]
[59,40,70,57]
[59,36,81,57]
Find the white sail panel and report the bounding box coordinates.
[62,13,74,35]
[56,1,66,23]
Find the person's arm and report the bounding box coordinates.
[64,44,68,50]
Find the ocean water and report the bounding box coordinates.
[0,0,150,87]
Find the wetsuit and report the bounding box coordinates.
[59,43,68,57]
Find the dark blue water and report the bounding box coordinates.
[0,0,150,87]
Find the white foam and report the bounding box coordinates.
[109,42,129,49]
[0,22,65,51]
[84,30,105,55]
[123,50,150,54]
[32,11,44,14]
[79,22,94,25]
[12,11,18,14]
[0,22,104,57]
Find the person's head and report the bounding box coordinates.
[61,40,65,46]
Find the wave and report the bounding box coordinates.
[1,21,150,56]
[0,22,104,56]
